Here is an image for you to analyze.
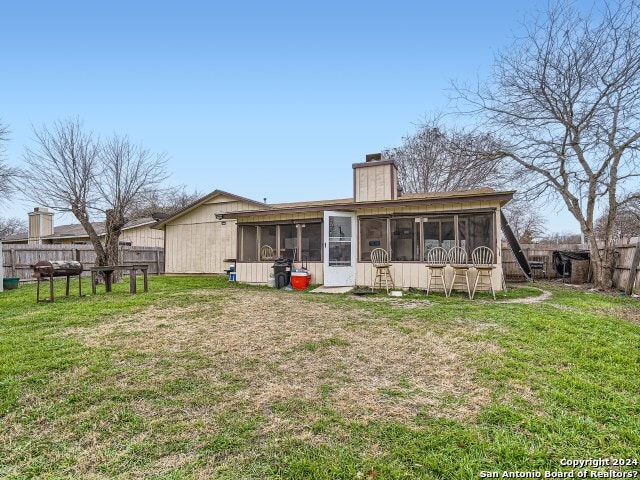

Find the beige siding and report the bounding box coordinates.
[354,200,505,291]
[28,210,54,244]
[355,262,504,292]
[239,211,323,223]
[120,224,164,248]
[165,199,260,274]
[236,198,504,290]
[237,261,323,285]
[357,200,488,217]
[355,164,396,202]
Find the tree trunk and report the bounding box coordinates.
[585,232,614,289]
[104,209,126,281]
[71,205,107,266]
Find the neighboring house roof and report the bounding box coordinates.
[221,188,515,219]
[152,189,269,230]
[0,217,158,242]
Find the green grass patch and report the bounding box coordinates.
[1,277,639,478]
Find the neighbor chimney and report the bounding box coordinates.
[28,207,54,244]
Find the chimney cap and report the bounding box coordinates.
[365,153,382,162]
[32,207,50,213]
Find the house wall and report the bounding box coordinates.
[165,198,261,274]
[237,262,324,285]
[355,200,504,291]
[120,224,164,248]
[236,211,324,284]
[235,199,505,291]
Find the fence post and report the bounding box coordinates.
[0,241,4,292]
[9,248,16,278]
[155,249,160,275]
[625,242,640,295]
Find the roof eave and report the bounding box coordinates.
[152,189,268,229]
[222,191,515,219]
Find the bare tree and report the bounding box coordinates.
[127,185,201,220]
[386,118,548,241]
[96,135,168,267]
[22,118,106,262]
[538,232,583,247]
[0,121,16,203]
[21,119,168,268]
[501,196,547,243]
[595,202,640,241]
[384,118,509,194]
[455,1,640,288]
[0,217,27,239]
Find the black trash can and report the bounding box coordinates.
[272,258,293,289]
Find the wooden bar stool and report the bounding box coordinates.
[371,248,394,293]
[472,246,496,299]
[425,247,449,297]
[448,246,471,299]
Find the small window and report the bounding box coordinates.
[260,225,277,260]
[459,213,493,253]
[360,218,388,261]
[240,225,257,261]
[300,223,322,261]
[423,216,455,259]
[279,224,297,260]
[391,218,418,261]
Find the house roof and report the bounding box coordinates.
[152,189,268,230]
[0,217,158,242]
[221,188,515,219]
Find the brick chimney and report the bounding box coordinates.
[352,153,399,202]
[28,207,54,244]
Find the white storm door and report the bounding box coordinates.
[323,211,357,286]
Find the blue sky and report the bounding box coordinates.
[1,0,583,233]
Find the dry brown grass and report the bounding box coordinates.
[71,290,496,431]
[1,288,504,477]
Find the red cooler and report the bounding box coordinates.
[291,271,311,290]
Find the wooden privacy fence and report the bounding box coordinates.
[2,244,164,281]
[612,243,640,294]
[501,243,579,281]
[501,241,640,292]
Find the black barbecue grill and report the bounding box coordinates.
[31,260,83,303]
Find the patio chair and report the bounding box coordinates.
[425,247,449,297]
[471,246,496,300]
[371,248,394,293]
[448,246,471,299]
[260,245,275,261]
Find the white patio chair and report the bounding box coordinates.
[260,245,275,261]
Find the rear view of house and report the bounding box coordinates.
[157,155,513,292]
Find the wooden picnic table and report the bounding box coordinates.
[90,264,149,294]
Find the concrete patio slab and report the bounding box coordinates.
[310,286,354,294]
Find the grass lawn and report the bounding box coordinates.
[0,276,639,479]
